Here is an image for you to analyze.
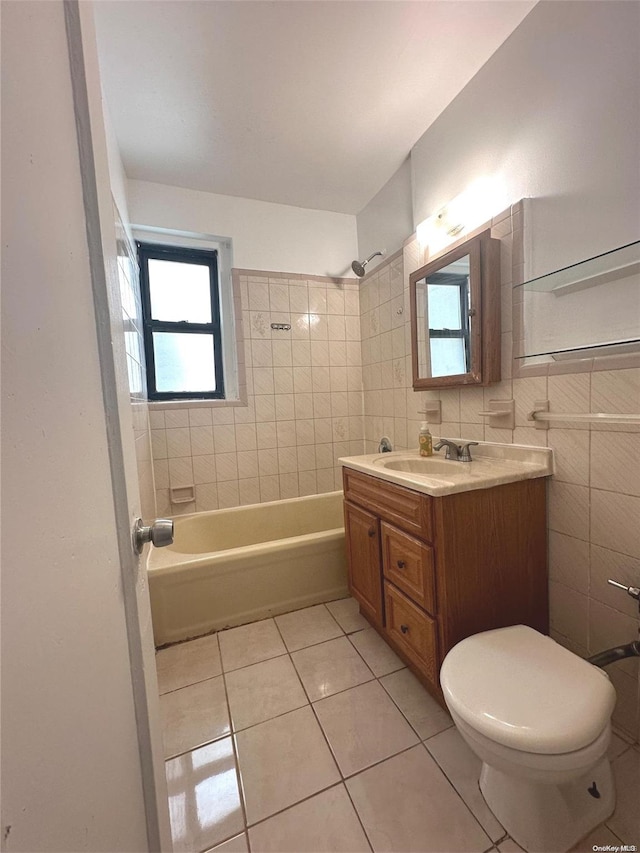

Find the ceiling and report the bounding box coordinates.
[94,0,536,215]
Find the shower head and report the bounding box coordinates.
[351,250,384,277]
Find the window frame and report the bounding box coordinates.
[137,241,225,401]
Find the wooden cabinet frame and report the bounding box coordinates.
[343,468,548,705]
[409,229,501,390]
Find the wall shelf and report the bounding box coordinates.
[515,241,640,363]
[418,401,442,425]
[516,241,640,294]
[478,399,515,430]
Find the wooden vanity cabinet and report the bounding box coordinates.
[344,502,383,628]
[343,467,548,704]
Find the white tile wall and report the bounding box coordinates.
[149,272,364,514]
[115,207,156,519]
[359,207,640,741]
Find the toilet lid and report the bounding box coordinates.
[440,626,616,754]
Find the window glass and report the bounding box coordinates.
[429,338,467,377]
[139,242,224,400]
[148,259,212,323]
[153,332,217,393]
[427,283,462,330]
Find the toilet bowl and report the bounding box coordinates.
[440,625,617,853]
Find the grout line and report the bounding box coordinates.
[300,673,377,706]
[344,626,407,678]
[602,823,626,845]
[339,740,424,783]
[423,739,499,847]
[197,830,248,853]
[377,674,454,743]
[221,649,289,677]
[219,627,372,677]
[164,734,228,763]
[216,631,251,851]
[223,650,378,734]
[341,783,375,853]
[244,780,361,834]
[282,624,428,786]
[420,723,456,743]
[611,725,637,747]
[271,614,372,850]
[302,670,377,848]
[230,698,311,737]
[237,617,374,843]
[158,670,224,697]
[212,599,365,686]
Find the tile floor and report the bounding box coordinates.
[156,597,640,853]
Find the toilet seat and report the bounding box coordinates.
[440,625,616,755]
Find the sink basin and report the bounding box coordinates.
[339,444,554,497]
[375,457,461,476]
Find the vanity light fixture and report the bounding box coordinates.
[416,207,462,254]
[416,175,508,253]
[436,206,464,237]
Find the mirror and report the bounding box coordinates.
[410,230,501,389]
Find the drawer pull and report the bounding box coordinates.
[397,560,406,569]
[368,528,376,537]
[400,624,409,634]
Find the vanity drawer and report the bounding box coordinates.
[381,522,436,615]
[384,581,438,682]
[343,468,432,541]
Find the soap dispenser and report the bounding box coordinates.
[419,422,433,457]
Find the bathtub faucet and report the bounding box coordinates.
[378,436,393,453]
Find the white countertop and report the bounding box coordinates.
[339,441,554,497]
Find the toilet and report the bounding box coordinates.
[440,625,617,853]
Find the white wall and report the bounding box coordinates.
[102,95,131,227]
[356,156,413,264]
[410,0,640,278]
[128,179,359,277]
[1,3,150,849]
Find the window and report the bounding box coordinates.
[138,242,225,400]
[427,270,471,377]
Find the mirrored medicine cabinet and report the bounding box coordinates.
[409,230,501,390]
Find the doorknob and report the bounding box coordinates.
[133,518,174,554]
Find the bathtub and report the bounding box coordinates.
[147,491,348,645]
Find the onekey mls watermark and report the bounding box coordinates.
[592,845,637,852]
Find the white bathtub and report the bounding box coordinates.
[147,491,348,645]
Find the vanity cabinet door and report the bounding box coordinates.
[384,581,438,683]
[381,522,436,615]
[344,501,383,628]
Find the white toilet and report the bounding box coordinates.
[440,625,617,853]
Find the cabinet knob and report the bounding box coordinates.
[368,528,376,537]
[400,624,409,634]
[397,560,406,569]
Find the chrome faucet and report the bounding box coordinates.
[434,439,479,462]
[378,436,393,453]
